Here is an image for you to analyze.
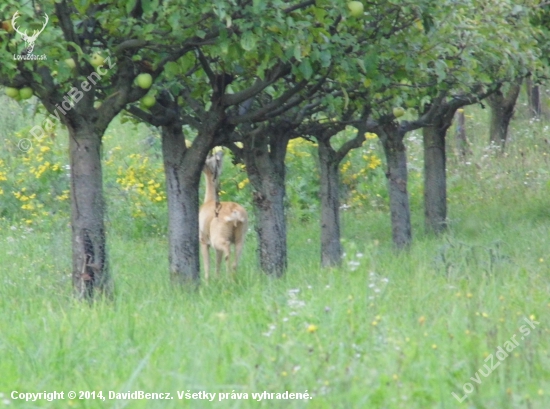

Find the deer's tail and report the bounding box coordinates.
[224,210,246,228]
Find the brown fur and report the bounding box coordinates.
[199,151,248,279]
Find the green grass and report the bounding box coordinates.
[0,105,549,408]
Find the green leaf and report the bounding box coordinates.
[313,7,327,23]
[179,54,195,74]
[126,0,137,15]
[142,0,159,15]
[240,32,257,52]
[164,61,180,76]
[355,58,367,75]
[298,59,313,79]
[319,50,331,68]
[66,42,84,57]
[74,0,90,14]
[168,14,180,33]
[363,52,379,73]
[293,44,302,62]
[512,5,523,15]
[342,87,349,110]
[434,60,447,81]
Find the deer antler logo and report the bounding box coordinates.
[12,11,49,55]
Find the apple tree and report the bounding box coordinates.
[0,0,226,298]
[343,0,541,243]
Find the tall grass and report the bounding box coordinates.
[0,97,548,408]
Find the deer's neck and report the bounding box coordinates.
[204,169,218,204]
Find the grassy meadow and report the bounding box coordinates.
[0,95,549,408]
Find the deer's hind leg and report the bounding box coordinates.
[200,241,210,280]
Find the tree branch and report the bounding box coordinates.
[55,0,80,45]
[222,63,291,107]
[181,87,206,118]
[195,47,217,89]
[126,105,167,127]
[283,1,316,13]
[335,129,365,164]
[114,39,149,55]
[334,108,371,163]
[152,45,194,77]
[227,79,309,124]
[266,68,332,120]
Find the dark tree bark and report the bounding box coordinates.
[422,91,499,235]
[242,125,289,276]
[526,78,542,119]
[423,105,456,235]
[455,108,470,159]
[161,123,203,284]
[161,123,187,282]
[69,123,111,299]
[317,140,342,268]
[377,122,411,248]
[313,122,365,268]
[162,116,223,284]
[487,80,522,149]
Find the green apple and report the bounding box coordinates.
[65,58,76,69]
[19,87,33,100]
[347,1,364,17]
[136,73,153,89]
[405,99,417,108]
[5,87,19,99]
[393,107,405,118]
[141,95,156,108]
[90,53,105,68]
[94,101,102,109]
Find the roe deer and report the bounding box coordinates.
[199,150,248,279]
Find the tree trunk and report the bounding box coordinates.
[378,123,411,248]
[243,128,289,276]
[317,139,342,267]
[162,121,218,284]
[487,81,522,149]
[455,108,470,159]
[162,123,196,284]
[526,78,542,119]
[423,106,455,235]
[69,124,111,300]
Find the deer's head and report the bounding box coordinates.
[204,150,224,188]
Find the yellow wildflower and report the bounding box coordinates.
[368,155,382,169]
[306,324,318,333]
[238,178,249,189]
